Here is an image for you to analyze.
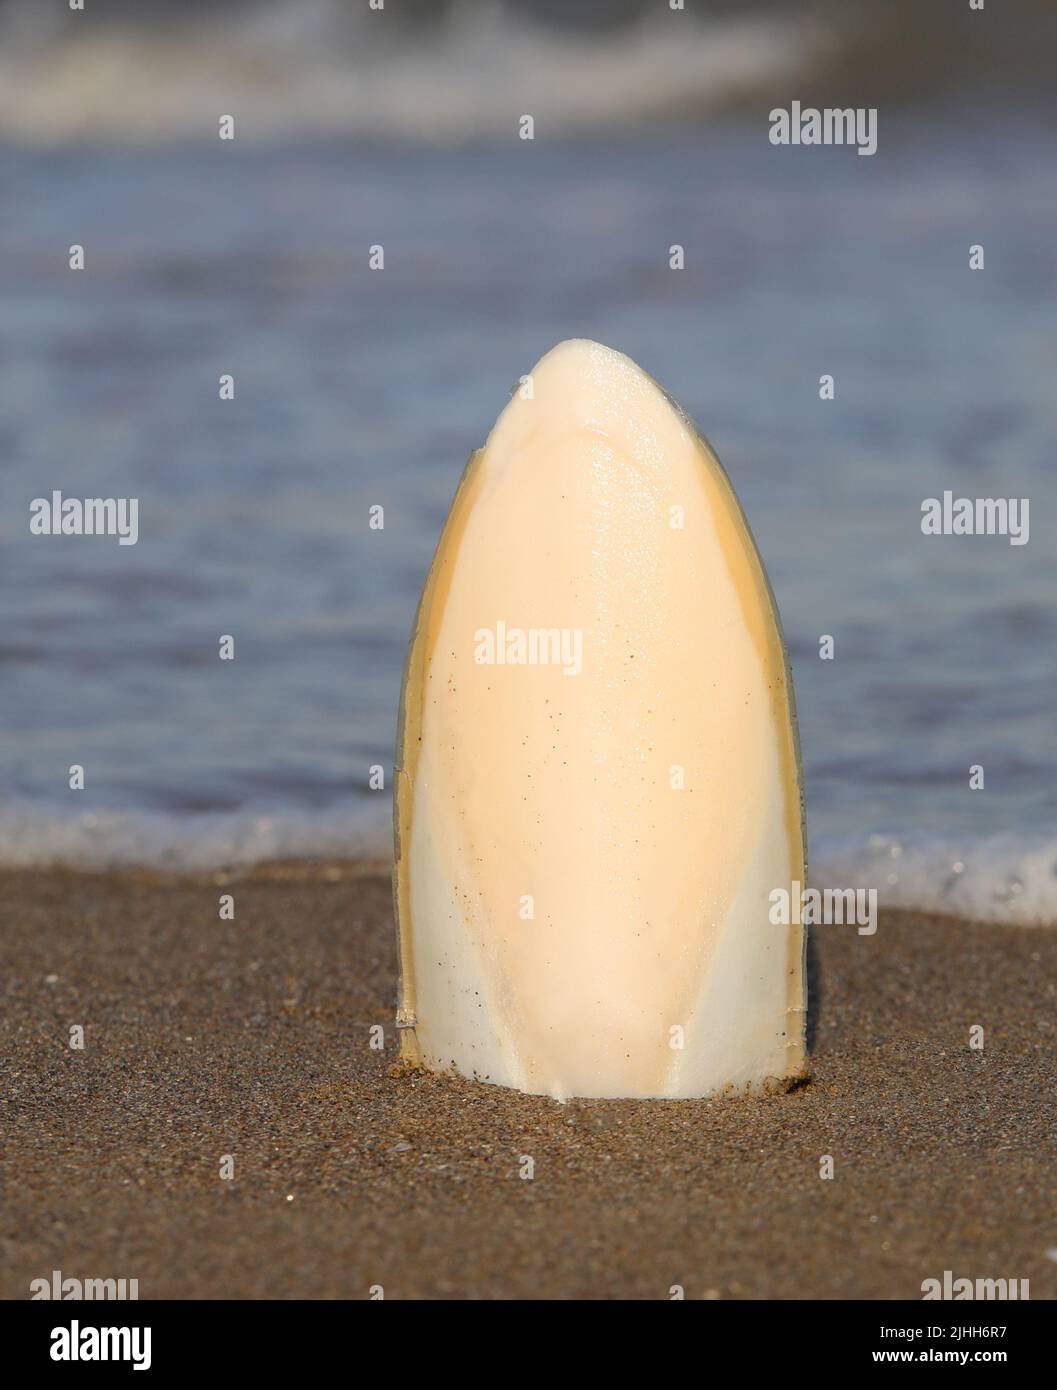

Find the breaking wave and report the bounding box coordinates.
[0,0,863,146]
[811,832,1057,928]
[0,799,391,872]
[3,800,1056,926]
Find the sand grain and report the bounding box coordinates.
[2,864,1055,1300]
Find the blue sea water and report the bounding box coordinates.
[2,106,1055,919]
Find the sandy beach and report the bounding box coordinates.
[2,862,1055,1301]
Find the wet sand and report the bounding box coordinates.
[2,862,1055,1300]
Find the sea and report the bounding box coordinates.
[1,7,1055,923]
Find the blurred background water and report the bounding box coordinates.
[1,0,1055,919]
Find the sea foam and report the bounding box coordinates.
[811,833,1057,927]
[0,800,390,872]
[2,801,1055,926]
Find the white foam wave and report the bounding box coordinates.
[811,833,1057,927]
[0,6,823,145]
[2,802,1056,926]
[0,800,390,872]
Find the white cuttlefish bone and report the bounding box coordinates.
[394,340,806,1100]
